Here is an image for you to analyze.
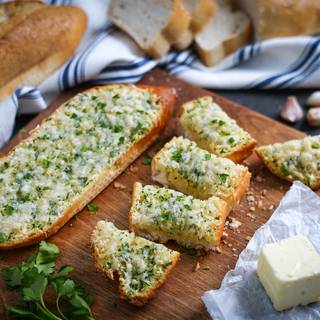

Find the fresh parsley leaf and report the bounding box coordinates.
[144,152,152,159]
[142,159,151,165]
[204,153,211,160]
[184,204,192,210]
[0,232,7,243]
[171,149,183,162]
[228,137,235,145]
[219,130,230,136]
[312,143,320,149]
[87,203,98,214]
[42,159,50,169]
[211,119,225,126]
[280,163,290,176]
[161,211,173,221]
[218,173,229,184]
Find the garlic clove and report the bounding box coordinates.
[307,107,320,127]
[279,96,304,123]
[306,91,320,108]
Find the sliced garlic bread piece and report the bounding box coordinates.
[91,221,180,306]
[129,182,228,250]
[108,0,190,58]
[178,96,256,162]
[0,84,175,250]
[256,135,320,189]
[152,136,250,208]
[195,0,251,67]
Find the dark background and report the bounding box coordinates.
[13,88,320,137]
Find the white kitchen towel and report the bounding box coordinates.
[1,0,320,147]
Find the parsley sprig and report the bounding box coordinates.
[2,241,95,320]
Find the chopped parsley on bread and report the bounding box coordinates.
[178,96,256,162]
[151,136,251,208]
[91,221,180,306]
[0,84,175,250]
[256,135,320,189]
[129,182,228,250]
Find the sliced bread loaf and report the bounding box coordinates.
[195,0,251,67]
[108,0,190,58]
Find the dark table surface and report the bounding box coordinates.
[13,88,320,137]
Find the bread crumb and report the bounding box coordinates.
[222,240,228,245]
[222,231,228,239]
[215,247,222,254]
[130,166,138,173]
[232,248,237,252]
[269,204,275,210]
[227,243,233,248]
[247,195,255,203]
[69,223,73,227]
[279,185,284,190]
[249,206,255,212]
[233,253,238,257]
[246,213,256,219]
[193,261,201,272]
[257,200,264,209]
[245,236,252,241]
[256,175,264,182]
[226,217,242,229]
[261,189,267,196]
[114,182,126,190]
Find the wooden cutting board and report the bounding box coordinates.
[0,69,305,320]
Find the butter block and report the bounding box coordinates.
[257,235,320,311]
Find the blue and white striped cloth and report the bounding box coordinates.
[1,0,320,148]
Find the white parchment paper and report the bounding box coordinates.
[203,181,320,320]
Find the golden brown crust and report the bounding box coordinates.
[0,3,87,101]
[189,0,216,34]
[0,84,176,250]
[233,170,251,207]
[213,200,229,246]
[91,235,180,306]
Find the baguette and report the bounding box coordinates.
[129,182,228,251]
[256,135,320,190]
[0,1,87,101]
[91,220,180,306]
[178,96,256,163]
[236,0,320,41]
[108,0,190,59]
[195,0,251,67]
[151,136,251,209]
[0,84,175,250]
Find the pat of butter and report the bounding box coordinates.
[257,235,320,311]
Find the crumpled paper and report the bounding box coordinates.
[203,181,320,320]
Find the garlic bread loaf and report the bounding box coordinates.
[256,135,320,189]
[91,221,180,306]
[178,96,256,162]
[0,84,175,250]
[129,182,228,250]
[0,1,86,101]
[152,136,251,208]
[109,0,190,58]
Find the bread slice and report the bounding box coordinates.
[195,0,251,67]
[0,84,175,250]
[178,96,256,163]
[256,135,320,190]
[152,136,251,209]
[108,0,190,59]
[173,0,216,50]
[91,220,180,306]
[0,1,87,101]
[129,182,228,251]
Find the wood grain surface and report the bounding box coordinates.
[0,69,306,320]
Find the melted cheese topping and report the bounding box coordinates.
[131,183,227,249]
[179,96,254,156]
[152,136,249,202]
[257,135,320,187]
[0,85,161,243]
[91,221,178,298]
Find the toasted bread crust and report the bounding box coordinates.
[0,85,176,250]
[189,0,216,34]
[91,235,180,306]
